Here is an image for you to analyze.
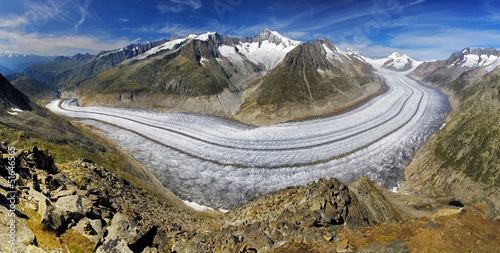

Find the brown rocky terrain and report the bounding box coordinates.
[2,143,499,252]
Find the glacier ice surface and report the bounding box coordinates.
[46,68,450,208]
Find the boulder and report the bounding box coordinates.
[28,187,49,205]
[39,197,67,232]
[171,240,204,253]
[141,246,159,253]
[96,237,133,253]
[72,217,104,246]
[55,195,92,220]
[240,223,273,251]
[50,189,76,201]
[0,205,35,245]
[27,245,48,253]
[26,146,59,174]
[105,212,138,243]
[0,242,28,252]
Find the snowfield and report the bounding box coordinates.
[47,68,450,208]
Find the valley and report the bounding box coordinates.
[2,1,500,251]
[46,66,450,208]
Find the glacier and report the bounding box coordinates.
[47,68,450,208]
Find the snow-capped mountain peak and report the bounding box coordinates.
[448,47,500,72]
[346,48,361,56]
[194,32,217,41]
[222,29,302,71]
[254,28,301,48]
[355,52,422,72]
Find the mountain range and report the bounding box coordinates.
[22,29,385,125]
[0,51,56,75]
[354,51,423,72]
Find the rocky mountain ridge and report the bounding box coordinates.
[234,38,379,124]
[410,47,500,97]
[23,29,381,125]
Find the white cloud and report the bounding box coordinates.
[117,18,129,23]
[156,0,202,13]
[74,0,92,32]
[391,29,500,49]
[0,15,28,28]
[283,31,308,40]
[0,30,133,55]
[159,23,205,37]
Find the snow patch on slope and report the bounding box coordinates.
[323,44,343,62]
[460,54,500,71]
[234,30,301,71]
[196,32,216,41]
[219,45,245,63]
[134,38,187,60]
[199,57,210,65]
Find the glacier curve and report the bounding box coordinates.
[47,68,450,208]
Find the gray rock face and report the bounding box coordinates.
[27,245,48,253]
[55,195,92,220]
[96,237,133,253]
[72,217,104,246]
[0,205,35,245]
[171,240,204,253]
[39,197,67,233]
[104,212,138,242]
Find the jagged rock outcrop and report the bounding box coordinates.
[348,177,409,224]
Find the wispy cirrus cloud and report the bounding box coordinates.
[0,15,27,28]
[74,0,92,32]
[155,0,202,13]
[0,0,136,55]
[0,0,93,31]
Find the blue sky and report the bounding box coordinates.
[1,0,500,60]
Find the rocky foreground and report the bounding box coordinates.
[1,144,499,252]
